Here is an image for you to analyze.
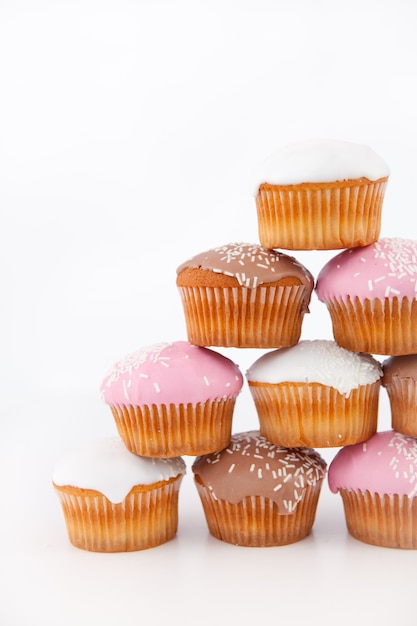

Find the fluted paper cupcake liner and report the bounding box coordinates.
[324,296,417,356]
[339,488,417,549]
[255,177,387,250]
[177,284,308,348]
[385,378,417,437]
[248,381,380,447]
[110,397,237,457]
[194,477,323,546]
[53,476,183,552]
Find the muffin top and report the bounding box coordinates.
[176,242,314,291]
[246,340,382,396]
[100,340,243,407]
[382,354,417,385]
[52,437,186,503]
[328,430,417,497]
[250,138,390,193]
[316,238,417,302]
[192,430,327,515]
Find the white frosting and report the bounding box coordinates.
[250,139,390,194]
[246,340,382,396]
[52,437,186,503]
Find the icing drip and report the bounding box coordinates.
[52,437,186,503]
[192,430,326,515]
[246,340,382,396]
[316,238,417,302]
[177,242,314,290]
[328,430,417,497]
[250,138,390,193]
[100,341,243,406]
[382,354,417,385]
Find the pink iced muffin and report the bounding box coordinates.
[328,430,417,548]
[316,237,417,355]
[100,341,244,457]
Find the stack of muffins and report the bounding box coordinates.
[53,138,417,551]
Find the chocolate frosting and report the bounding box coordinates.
[382,354,417,385]
[176,243,314,290]
[192,430,327,515]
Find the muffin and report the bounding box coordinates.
[251,138,389,250]
[316,237,417,355]
[328,430,417,549]
[192,430,327,547]
[382,354,417,437]
[246,340,382,448]
[176,242,314,348]
[100,340,243,457]
[52,437,186,552]
[252,139,390,250]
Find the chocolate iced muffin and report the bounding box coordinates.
[192,430,327,546]
[176,243,314,348]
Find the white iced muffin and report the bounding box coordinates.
[52,437,186,552]
[246,339,382,447]
[251,139,389,250]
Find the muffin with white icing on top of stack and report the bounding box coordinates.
[251,138,389,250]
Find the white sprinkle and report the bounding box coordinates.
[368,280,373,291]
[273,484,282,492]
[228,464,235,474]
[249,464,255,472]
[139,373,149,379]
[203,376,210,386]
[258,468,263,479]
[153,382,160,393]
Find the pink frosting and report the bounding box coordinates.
[100,341,243,407]
[328,430,417,496]
[316,238,417,302]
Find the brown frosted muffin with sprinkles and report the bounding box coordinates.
[382,355,417,437]
[176,242,314,348]
[192,430,327,547]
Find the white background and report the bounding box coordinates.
[1,1,417,624]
